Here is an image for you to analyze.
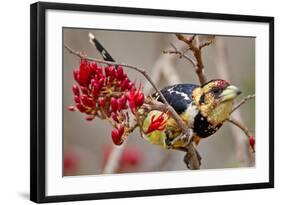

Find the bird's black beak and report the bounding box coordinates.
[219,85,241,102]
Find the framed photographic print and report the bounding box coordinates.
[30,1,274,203]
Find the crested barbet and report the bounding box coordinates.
[142,79,241,149]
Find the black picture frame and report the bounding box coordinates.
[30,1,274,203]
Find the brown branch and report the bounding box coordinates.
[199,39,214,49]
[231,94,255,113]
[227,118,255,152]
[64,44,200,169]
[175,34,209,85]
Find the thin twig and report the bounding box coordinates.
[199,39,214,49]
[227,118,255,152]
[163,49,196,67]
[65,44,200,169]
[231,94,255,113]
[175,34,209,85]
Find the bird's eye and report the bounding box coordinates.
[212,88,221,95]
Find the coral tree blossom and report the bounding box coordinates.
[68,59,145,145]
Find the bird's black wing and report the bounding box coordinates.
[152,84,199,114]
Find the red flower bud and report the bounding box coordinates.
[111,129,122,145]
[68,106,75,111]
[117,98,123,111]
[99,78,105,86]
[89,62,97,73]
[93,80,102,91]
[81,96,95,108]
[111,112,118,122]
[86,115,94,121]
[109,66,116,78]
[99,97,106,108]
[122,73,127,80]
[81,95,90,107]
[79,60,92,86]
[249,136,255,147]
[80,87,88,95]
[96,66,103,75]
[92,87,100,97]
[136,93,144,107]
[121,78,129,91]
[72,84,80,96]
[128,81,135,89]
[116,66,124,80]
[128,98,136,113]
[110,97,118,112]
[120,95,127,108]
[76,103,86,112]
[90,79,96,88]
[129,86,136,96]
[74,96,80,103]
[104,66,110,77]
[118,124,125,136]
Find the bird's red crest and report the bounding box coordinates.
[216,80,230,89]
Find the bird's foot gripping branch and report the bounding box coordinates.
[65,34,255,171]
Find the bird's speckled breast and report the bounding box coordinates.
[193,112,222,138]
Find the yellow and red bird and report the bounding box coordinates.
[142,79,241,149]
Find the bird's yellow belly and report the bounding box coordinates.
[142,110,197,149]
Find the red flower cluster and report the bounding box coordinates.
[144,112,168,134]
[68,59,145,145]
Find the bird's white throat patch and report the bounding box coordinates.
[181,103,198,128]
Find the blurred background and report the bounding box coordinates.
[63,28,255,176]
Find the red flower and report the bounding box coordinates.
[116,65,125,80]
[69,59,145,146]
[127,83,145,113]
[110,97,118,113]
[111,124,125,145]
[74,60,95,86]
[144,112,168,134]
[68,106,75,111]
[249,135,255,152]
[99,97,107,108]
[72,84,80,96]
